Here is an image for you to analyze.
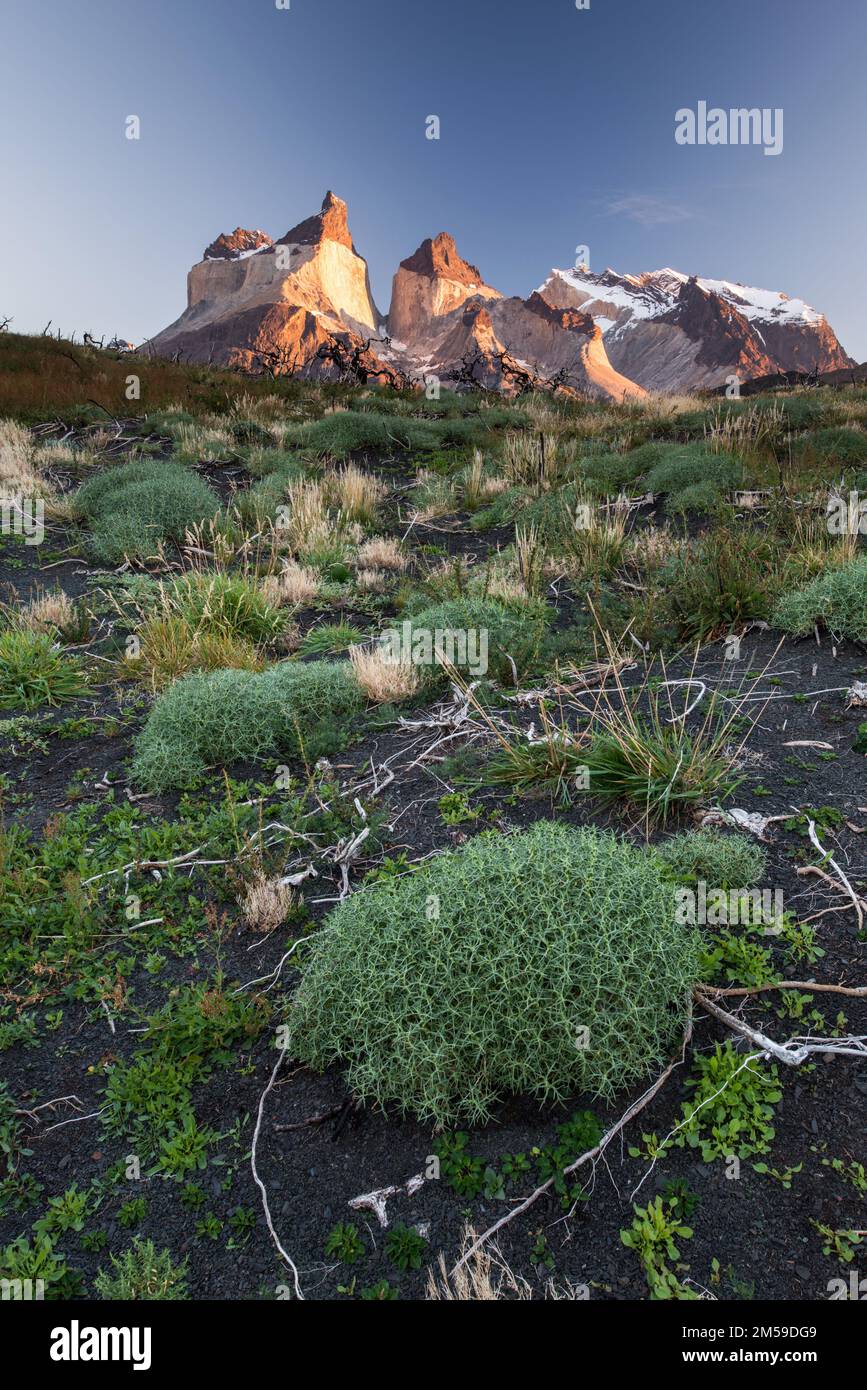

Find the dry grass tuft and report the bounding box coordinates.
[356,536,407,571]
[355,568,388,593]
[239,870,295,933]
[18,589,76,635]
[0,419,45,501]
[323,463,385,522]
[349,642,421,702]
[261,559,320,607]
[425,1226,584,1301]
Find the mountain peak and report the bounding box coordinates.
[400,233,487,288]
[278,190,355,251]
[203,228,273,261]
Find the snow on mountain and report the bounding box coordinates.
[537,266,826,333]
[536,264,852,391]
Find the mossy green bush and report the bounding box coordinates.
[402,595,549,685]
[645,445,741,510]
[791,426,867,468]
[287,821,701,1125]
[580,442,668,496]
[131,660,362,791]
[772,557,867,642]
[288,410,484,458]
[578,442,739,511]
[73,461,219,563]
[654,830,767,890]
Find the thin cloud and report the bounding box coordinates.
[604,195,693,227]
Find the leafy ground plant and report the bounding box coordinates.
[621,1196,698,1300]
[94,1237,189,1300]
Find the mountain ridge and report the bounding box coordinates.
[144,192,852,397]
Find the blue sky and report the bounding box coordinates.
[2,0,865,358]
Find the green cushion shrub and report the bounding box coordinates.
[131,660,362,791]
[654,830,766,890]
[792,426,867,468]
[286,821,701,1126]
[772,557,867,642]
[645,445,741,509]
[73,461,219,564]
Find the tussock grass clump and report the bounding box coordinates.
[487,650,751,823]
[0,419,51,504]
[349,642,421,702]
[286,821,701,1126]
[118,571,285,688]
[131,660,362,791]
[581,701,739,826]
[260,559,320,607]
[163,572,285,645]
[654,830,767,889]
[123,615,265,690]
[660,528,775,640]
[356,536,408,572]
[73,460,219,564]
[0,630,86,710]
[772,557,867,642]
[500,431,572,490]
[14,590,78,638]
[323,463,385,523]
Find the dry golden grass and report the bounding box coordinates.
[0,419,43,500]
[17,589,76,634]
[349,642,421,701]
[280,479,330,549]
[514,522,547,596]
[501,430,573,489]
[483,564,530,603]
[563,495,630,578]
[425,1226,584,1301]
[355,568,387,593]
[121,614,264,691]
[625,525,678,572]
[323,462,385,523]
[238,871,295,933]
[413,469,455,521]
[356,535,408,571]
[261,559,320,606]
[463,449,509,507]
[172,421,233,463]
